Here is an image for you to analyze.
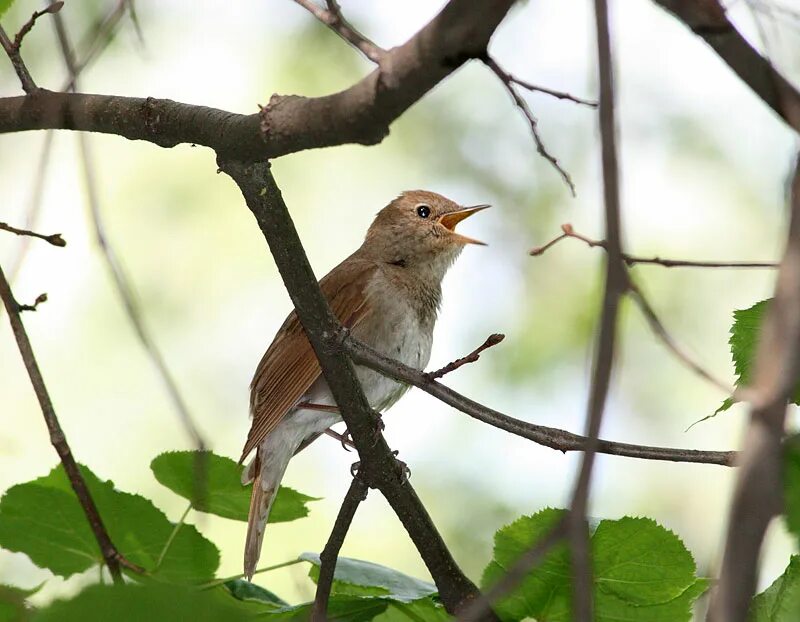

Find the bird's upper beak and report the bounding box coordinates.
[438,204,490,246]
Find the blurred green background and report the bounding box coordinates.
[1,0,799,616]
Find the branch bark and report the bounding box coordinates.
[708,157,800,621]
[0,0,515,159]
[218,159,496,620]
[0,263,143,582]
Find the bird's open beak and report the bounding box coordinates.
[438,204,490,246]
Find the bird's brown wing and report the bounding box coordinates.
[240,257,376,463]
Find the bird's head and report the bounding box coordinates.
[363,190,489,270]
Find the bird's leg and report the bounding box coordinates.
[324,427,355,452]
[297,402,355,452]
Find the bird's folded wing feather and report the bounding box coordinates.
[240,258,377,462]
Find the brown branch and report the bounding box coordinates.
[498,68,597,107]
[292,0,385,63]
[17,292,47,312]
[0,24,37,94]
[425,334,505,380]
[483,55,576,196]
[0,263,144,582]
[0,221,65,246]
[311,476,369,621]
[218,159,496,620]
[651,0,800,133]
[345,336,735,466]
[48,5,206,452]
[708,157,800,621]
[530,223,779,268]
[0,0,516,160]
[13,2,63,49]
[568,0,626,617]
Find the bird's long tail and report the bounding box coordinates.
[242,438,295,580]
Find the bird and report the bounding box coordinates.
[240,189,489,579]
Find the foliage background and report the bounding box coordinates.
[1,0,799,614]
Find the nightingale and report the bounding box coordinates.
[240,190,489,579]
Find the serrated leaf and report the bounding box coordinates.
[750,556,800,621]
[259,596,389,621]
[0,464,219,582]
[33,583,256,622]
[151,451,318,522]
[0,584,40,622]
[482,509,706,622]
[784,436,800,544]
[224,579,288,608]
[376,598,451,621]
[301,553,437,603]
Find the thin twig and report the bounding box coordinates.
[13,2,63,49]
[483,55,576,196]
[530,223,779,268]
[568,0,625,617]
[458,517,568,622]
[345,336,735,467]
[0,263,144,582]
[17,292,47,312]
[0,24,37,93]
[502,71,596,107]
[50,6,206,452]
[311,476,369,621]
[425,334,505,380]
[708,157,800,622]
[292,0,384,63]
[0,221,65,247]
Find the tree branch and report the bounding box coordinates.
[0,24,37,94]
[345,336,735,466]
[651,0,800,133]
[568,0,626,616]
[0,221,65,246]
[425,333,505,380]
[0,0,516,159]
[708,157,800,621]
[292,0,384,63]
[218,159,496,620]
[311,476,369,621]
[0,263,143,582]
[530,223,779,268]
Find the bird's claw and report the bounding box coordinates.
[350,460,361,477]
[340,429,353,452]
[391,450,411,483]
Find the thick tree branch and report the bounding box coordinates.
[0,0,515,159]
[708,157,800,621]
[568,0,626,617]
[0,264,143,582]
[311,476,369,621]
[218,159,496,620]
[345,336,735,466]
[652,0,800,133]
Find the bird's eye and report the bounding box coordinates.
[416,204,431,218]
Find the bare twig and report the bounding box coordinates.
[425,334,505,380]
[17,292,47,312]
[0,24,37,93]
[0,221,65,247]
[458,517,568,622]
[49,5,206,452]
[497,68,597,107]
[311,476,369,621]
[292,0,384,63]
[483,55,576,196]
[0,264,144,582]
[13,2,63,49]
[530,223,779,268]
[568,0,626,617]
[708,157,800,621]
[345,336,735,467]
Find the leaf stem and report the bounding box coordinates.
[200,558,304,589]
[155,502,192,570]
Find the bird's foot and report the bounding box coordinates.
[371,412,385,446]
[340,429,354,452]
[350,460,361,478]
[391,450,411,483]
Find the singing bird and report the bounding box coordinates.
[240,190,489,578]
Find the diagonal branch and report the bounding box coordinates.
[292,0,384,63]
[425,333,505,380]
[708,156,800,621]
[0,263,144,582]
[0,24,37,93]
[218,159,497,620]
[651,0,800,133]
[0,221,65,246]
[311,475,369,621]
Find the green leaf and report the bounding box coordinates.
[750,556,800,621]
[301,553,437,603]
[151,451,318,522]
[33,583,257,622]
[0,584,40,622]
[0,0,16,19]
[224,579,289,608]
[784,436,800,543]
[376,598,451,621]
[0,464,219,582]
[259,596,389,621]
[481,509,707,622]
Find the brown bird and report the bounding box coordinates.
[240,190,489,578]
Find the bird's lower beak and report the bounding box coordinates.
[438,204,490,246]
